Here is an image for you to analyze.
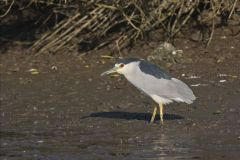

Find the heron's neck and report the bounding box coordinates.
[123,62,147,94]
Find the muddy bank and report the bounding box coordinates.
[1,29,240,159]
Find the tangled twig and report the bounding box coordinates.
[0,0,15,18]
[20,0,238,54]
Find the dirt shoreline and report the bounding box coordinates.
[1,28,240,159]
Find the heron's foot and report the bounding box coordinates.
[150,106,157,123]
[150,119,154,124]
[160,117,163,124]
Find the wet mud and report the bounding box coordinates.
[1,30,240,159]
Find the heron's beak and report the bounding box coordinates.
[101,66,119,76]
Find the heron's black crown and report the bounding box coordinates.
[116,58,140,65]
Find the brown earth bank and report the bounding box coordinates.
[0,27,240,160]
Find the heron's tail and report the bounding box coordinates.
[172,78,196,104]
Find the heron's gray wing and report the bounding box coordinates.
[128,69,195,104]
[139,60,171,80]
[142,77,196,104]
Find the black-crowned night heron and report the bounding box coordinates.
[101,58,196,124]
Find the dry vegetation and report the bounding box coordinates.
[0,0,239,54]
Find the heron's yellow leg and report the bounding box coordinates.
[150,106,157,123]
[159,103,164,124]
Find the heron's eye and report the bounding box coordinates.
[120,64,125,68]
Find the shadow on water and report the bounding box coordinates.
[83,111,184,122]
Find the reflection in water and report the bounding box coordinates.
[129,132,201,160]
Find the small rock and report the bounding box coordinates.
[147,42,188,68]
[106,85,111,91]
[75,80,80,85]
[221,36,227,39]
[229,108,235,112]
[213,110,221,114]
[51,66,58,70]
[28,68,39,75]
[216,57,225,63]
[37,140,44,143]
[96,86,102,90]
[88,78,93,82]
[219,79,226,83]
